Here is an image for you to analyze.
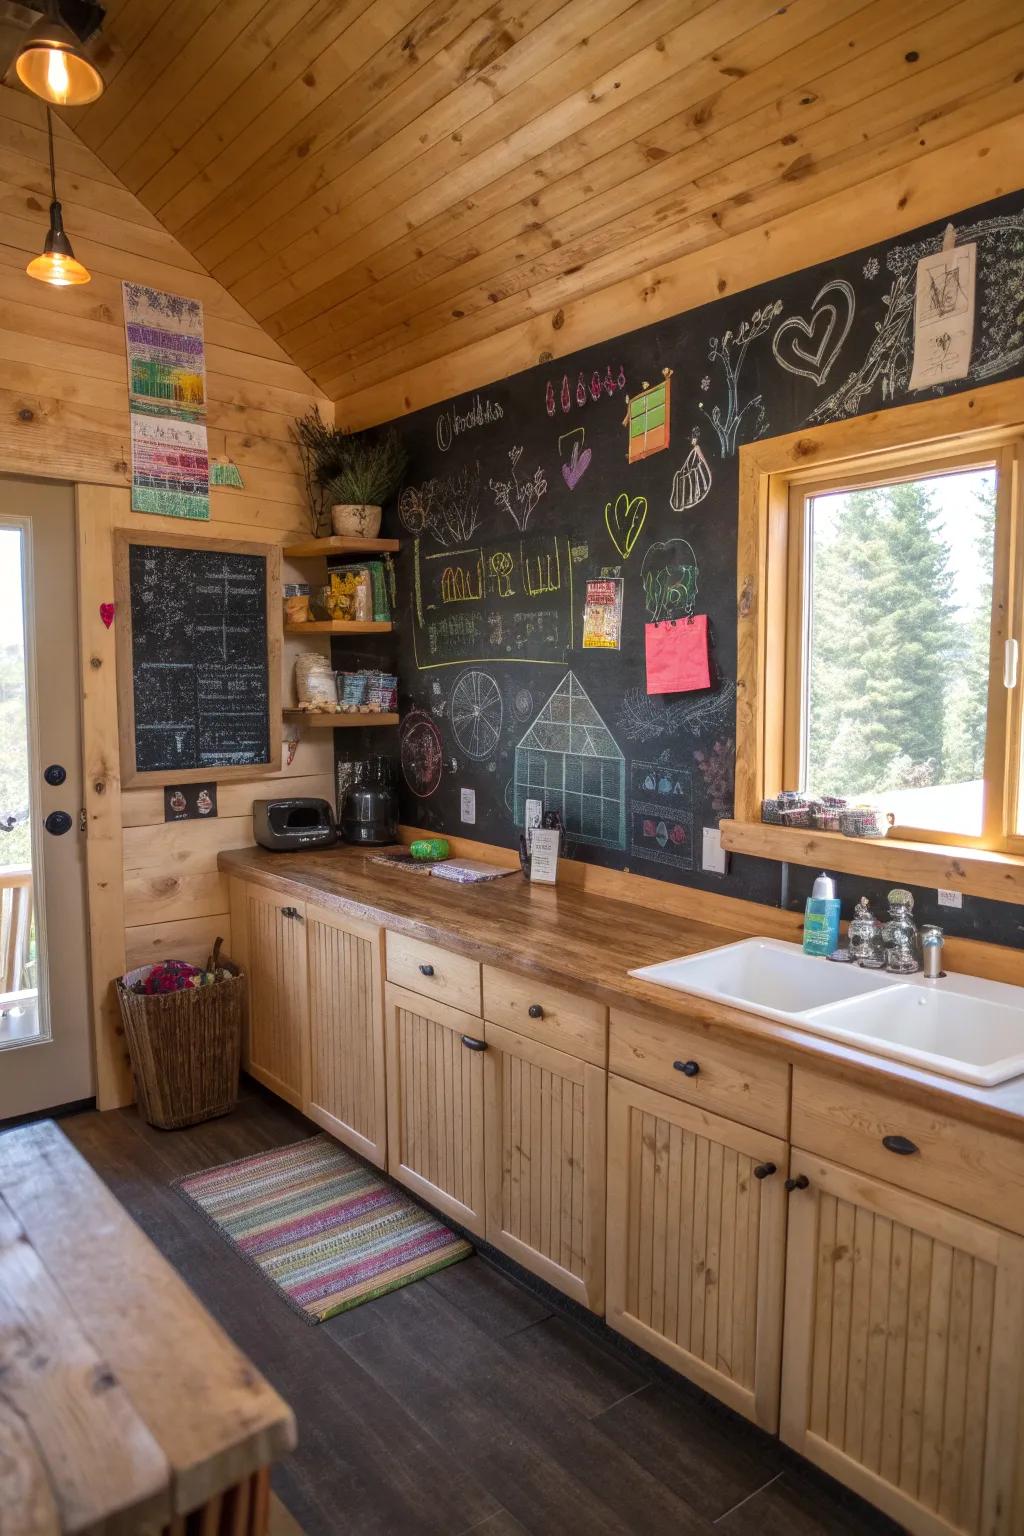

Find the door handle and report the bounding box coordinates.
[882,1134,919,1156]
[461,1035,487,1051]
[281,906,303,921]
[419,963,435,976]
[673,1059,700,1077]
[753,1162,777,1180]
[784,1174,810,1192]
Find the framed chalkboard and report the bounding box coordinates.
[114,530,281,787]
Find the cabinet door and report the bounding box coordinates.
[228,878,308,1109]
[606,1074,787,1431]
[306,902,386,1168]
[780,1149,1024,1536]
[484,1020,606,1313]
[384,984,486,1236]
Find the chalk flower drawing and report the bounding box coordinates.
[694,737,735,822]
[808,272,913,424]
[489,446,547,532]
[700,375,711,393]
[863,256,880,280]
[699,300,782,456]
[398,463,481,547]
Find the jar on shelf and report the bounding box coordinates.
[294,651,337,708]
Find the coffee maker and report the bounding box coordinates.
[339,755,398,846]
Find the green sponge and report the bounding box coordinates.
[409,837,450,862]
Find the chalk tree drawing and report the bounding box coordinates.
[808,272,912,424]
[400,710,443,797]
[699,301,781,456]
[771,279,855,386]
[669,429,712,512]
[514,672,626,850]
[490,446,547,533]
[449,669,503,760]
[641,538,700,623]
[399,464,481,547]
[618,680,737,744]
[605,491,647,559]
[559,427,592,490]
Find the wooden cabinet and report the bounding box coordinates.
[780,1148,1024,1536]
[229,878,308,1109]
[306,902,387,1168]
[384,984,487,1236]
[605,1073,788,1431]
[482,965,606,1065]
[483,1019,606,1311]
[386,931,482,1015]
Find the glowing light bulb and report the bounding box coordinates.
[45,47,70,104]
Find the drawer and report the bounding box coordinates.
[609,1008,789,1138]
[791,1065,1024,1236]
[482,964,606,1066]
[385,931,481,1016]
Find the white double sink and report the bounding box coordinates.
[630,938,1024,1088]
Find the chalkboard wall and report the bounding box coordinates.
[369,188,1024,947]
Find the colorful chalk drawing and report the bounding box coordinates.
[489,446,547,533]
[514,672,626,850]
[623,368,672,462]
[399,463,482,547]
[700,301,782,456]
[559,427,592,490]
[771,280,855,386]
[449,669,503,760]
[694,737,735,822]
[604,492,647,559]
[545,365,626,416]
[629,759,694,871]
[400,710,443,798]
[669,429,712,512]
[641,538,699,624]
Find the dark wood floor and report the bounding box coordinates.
[60,1086,902,1536]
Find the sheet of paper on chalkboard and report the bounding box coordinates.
[582,577,623,649]
[130,413,210,521]
[909,238,976,390]
[645,616,710,695]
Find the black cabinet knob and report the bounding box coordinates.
[43,763,66,787]
[419,963,435,976]
[280,906,303,921]
[44,810,72,836]
[673,1059,700,1077]
[461,1035,487,1052]
[882,1134,919,1156]
[784,1174,810,1192]
[528,1004,544,1019]
[753,1162,777,1180]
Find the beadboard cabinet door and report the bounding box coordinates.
[780,1150,1024,1536]
[605,1073,788,1431]
[484,1020,606,1312]
[384,984,486,1236]
[305,901,387,1168]
[228,878,308,1109]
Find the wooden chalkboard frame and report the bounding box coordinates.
[113,529,281,788]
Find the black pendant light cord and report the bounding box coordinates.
[46,107,57,204]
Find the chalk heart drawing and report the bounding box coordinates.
[772,279,855,386]
[559,429,592,490]
[605,492,647,559]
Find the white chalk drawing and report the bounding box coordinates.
[641,538,699,623]
[669,429,712,512]
[863,257,880,280]
[435,394,503,452]
[605,491,647,559]
[808,271,913,424]
[400,710,443,798]
[909,241,975,390]
[618,680,737,744]
[559,427,592,490]
[700,300,782,456]
[629,759,694,871]
[512,686,534,722]
[771,279,854,386]
[490,446,547,533]
[514,672,626,850]
[449,669,503,760]
[399,463,481,547]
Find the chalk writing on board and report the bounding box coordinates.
[700,300,782,456]
[771,280,855,386]
[435,395,503,452]
[449,670,504,760]
[489,446,547,532]
[514,672,626,850]
[399,464,481,547]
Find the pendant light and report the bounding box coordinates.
[26,108,90,286]
[15,2,104,107]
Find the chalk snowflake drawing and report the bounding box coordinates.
[617,680,737,744]
[449,669,503,760]
[514,672,626,850]
[641,538,700,623]
[489,446,547,533]
[669,429,712,512]
[771,280,855,386]
[399,464,481,547]
[700,301,782,456]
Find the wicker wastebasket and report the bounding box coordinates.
[115,941,245,1130]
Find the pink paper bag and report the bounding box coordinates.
[645,616,711,695]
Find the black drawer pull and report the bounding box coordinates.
[753,1162,777,1180]
[461,1035,487,1052]
[281,906,302,920]
[419,963,435,976]
[673,1059,700,1078]
[882,1134,919,1156]
[528,1004,544,1019]
[785,1175,810,1192]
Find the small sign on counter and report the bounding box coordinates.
[529,827,561,884]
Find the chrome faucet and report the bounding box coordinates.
[920,924,945,979]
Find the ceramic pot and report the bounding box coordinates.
[331,503,382,538]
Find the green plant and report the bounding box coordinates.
[292,406,349,536]
[324,428,407,511]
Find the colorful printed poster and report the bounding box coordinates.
[582,577,623,649]
[123,283,209,519]
[130,414,210,521]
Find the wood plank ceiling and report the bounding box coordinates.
[63,0,1024,414]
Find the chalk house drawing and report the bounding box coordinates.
[449,669,503,760]
[771,279,855,386]
[700,300,782,456]
[514,672,626,850]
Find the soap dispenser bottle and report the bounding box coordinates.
[803,871,841,957]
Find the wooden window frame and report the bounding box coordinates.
[722,377,1024,904]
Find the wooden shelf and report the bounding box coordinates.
[283,537,400,558]
[283,711,399,729]
[719,819,1024,905]
[284,620,392,635]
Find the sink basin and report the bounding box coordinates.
[630,937,1024,1087]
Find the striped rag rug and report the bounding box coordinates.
[177,1134,472,1322]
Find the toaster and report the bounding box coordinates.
[253,797,337,851]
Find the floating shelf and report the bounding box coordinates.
[284,621,392,635]
[283,711,399,729]
[284,536,400,558]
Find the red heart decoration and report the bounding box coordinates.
[100,603,115,629]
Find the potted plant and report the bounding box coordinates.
[292,408,407,539]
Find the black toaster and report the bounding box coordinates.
[253,797,337,851]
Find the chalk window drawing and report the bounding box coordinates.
[771,280,855,387]
[623,368,673,462]
[514,672,626,850]
[669,429,712,512]
[700,301,782,456]
[490,446,547,533]
[400,710,443,798]
[450,670,503,760]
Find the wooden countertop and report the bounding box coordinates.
[0,1120,296,1533]
[219,846,1024,1142]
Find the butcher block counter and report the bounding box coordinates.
[218,845,1024,1138]
[0,1120,295,1535]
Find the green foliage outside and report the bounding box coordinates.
[807,474,995,800]
[0,641,31,871]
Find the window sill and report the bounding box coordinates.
[719,820,1024,905]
